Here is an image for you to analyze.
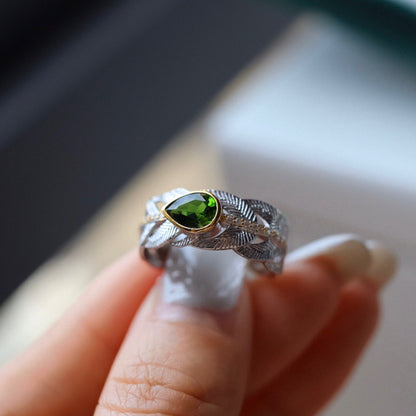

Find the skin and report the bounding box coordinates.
[0,250,379,416]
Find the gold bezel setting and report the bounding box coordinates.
[161,190,222,234]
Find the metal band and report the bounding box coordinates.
[139,188,289,274]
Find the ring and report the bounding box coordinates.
[139,188,289,274]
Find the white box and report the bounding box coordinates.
[203,16,416,416]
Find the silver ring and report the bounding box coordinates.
[139,188,289,274]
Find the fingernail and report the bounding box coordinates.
[160,246,247,311]
[364,240,397,288]
[156,287,247,335]
[149,246,248,334]
[286,234,371,282]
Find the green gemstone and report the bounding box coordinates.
[164,192,218,230]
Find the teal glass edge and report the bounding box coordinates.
[262,0,416,63]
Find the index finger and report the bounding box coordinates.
[0,250,161,416]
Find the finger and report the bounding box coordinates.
[95,279,252,416]
[245,280,380,416]
[0,250,161,416]
[247,261,340,394]
[247,234,372,395]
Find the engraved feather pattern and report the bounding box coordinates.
[246,199,289,238]
[235,240,278,261]
[146,197,161,217]
[144,220,180,248]
[171,234,196,247]
[209,190,256,222]
[245,199,276,225]
[139,222,156,246]
[191,227,255,250]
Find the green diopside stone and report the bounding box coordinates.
[164,192,218,230]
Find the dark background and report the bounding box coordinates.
[0,0,293,304]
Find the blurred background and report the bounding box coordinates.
[1,0,415,414]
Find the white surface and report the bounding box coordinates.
[206,17,416,248]
[204,16,416,416]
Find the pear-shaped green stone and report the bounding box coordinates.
[164,192,218,230]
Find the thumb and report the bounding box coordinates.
[94,278,252,416]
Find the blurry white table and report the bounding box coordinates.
[204,15,416,416]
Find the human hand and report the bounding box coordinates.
[0,234,396,415]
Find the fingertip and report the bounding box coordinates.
[247,278,382,416]
[363,240,398,289]
[251,259,341,313]
[339,279,380,333]
[247,259,342,395]
[285,234,372,283]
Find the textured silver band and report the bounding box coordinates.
[139,188,289,274]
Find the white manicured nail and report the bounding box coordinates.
[161,246,247,310]
[364,240,397,288]
[286,234,371,282]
